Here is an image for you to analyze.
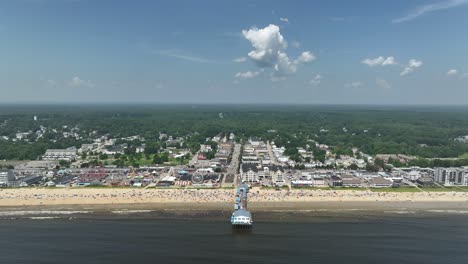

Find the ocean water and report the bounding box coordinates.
[1,213,468,264]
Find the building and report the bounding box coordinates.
[312,176,326,187]
[368,176,393,188]
[240,164,259,182]
[241,154,259,164]
[342,176,363,187]
[240,163,284,183]
[0,170,16,186]
[79,143,97,153]
[328,176,343,187]
[434,168,468,186]
[42,147,77,161]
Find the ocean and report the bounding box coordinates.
[0,211,468,264]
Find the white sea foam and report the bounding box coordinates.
[0,210,90,216]
[426,210,468,214]
[111,210,154,214]
[383,210,416,214]
[28,217,62,220]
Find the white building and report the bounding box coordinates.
[434,168,468,186]
[0,170,15,186]
[240,164,259,182]
[42,147,77,161]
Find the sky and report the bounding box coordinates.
[1,0,468,104]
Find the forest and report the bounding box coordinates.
[1,104,468,161]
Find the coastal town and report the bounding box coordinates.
[2,127,468,194]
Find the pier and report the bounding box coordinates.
[231,183,253,229]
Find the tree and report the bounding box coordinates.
[384,165,393,172]
[365,163,378,172]
[144,142,160,155]
[59,160,70,168]
[160,152,169,163]
[99,153,108,160]
[153,155,162,164]
[314,149,326,163]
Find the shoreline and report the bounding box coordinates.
[1,188,468,215]
[2,202,468,222]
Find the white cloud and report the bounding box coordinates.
[400,59,423,76]
[449,71,468,79]
[68,76,95,88]
[362,56,397,67]
[392,0,468,23]
[345,81,363,88]
[280,17,289,22]
[241,24,316,79]
[295,51,316,63]
[242,24,288,67]
[235,71,260,80]
[309,74,322,86]
[233,57,247,63]
[447,69,459,76]
[376,78,391,89]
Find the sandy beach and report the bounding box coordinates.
[1,188,468,211]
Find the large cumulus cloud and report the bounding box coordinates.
[241,24,315,79]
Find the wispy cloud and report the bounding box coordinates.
[158,50,216,63]
[309,74,322,86]
[233,57,247,63]
[362,56,397,67]
[392,0,468,23]
[447,69,468,78]
[291,41,301,48]
[280,17,289,23]
[345,81,363,88]
[138,41,217,64]
[68,76,95,88]
[400,59,423,76]
[447,69,459,76]
[235,71,260,80]
[376,78,391,89]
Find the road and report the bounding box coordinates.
[222,143,241,187]
[188,152,199,166]
[266,141,279,165]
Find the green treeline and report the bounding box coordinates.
[1,105,468,160]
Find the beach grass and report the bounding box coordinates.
[371,187,421,192]
[329,187,363,191]
[421,187,467,192]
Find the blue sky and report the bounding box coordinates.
[1,0,468,104]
